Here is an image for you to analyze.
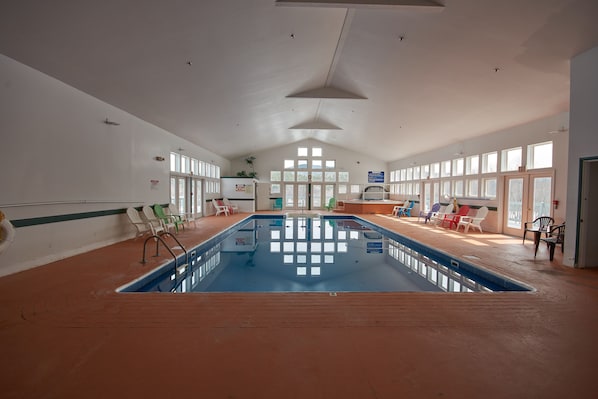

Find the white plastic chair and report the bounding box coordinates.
[223,198,239,214]
[431,203,454,226]
[212,199,229,216]
[456,206,489,233]
[127,207,161,237]
[142,205,168,234]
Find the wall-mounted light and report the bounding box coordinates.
[103,118,120,126]
[154,156,165,162]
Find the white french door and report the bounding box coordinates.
[503,173,553,236]
[171,176,204,217]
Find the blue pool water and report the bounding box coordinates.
[119,215,530,293]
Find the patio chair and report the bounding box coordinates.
[456,206,489,233]
[537,223,565,260]
[418,203,441,224]
[523,216,554,243]
[272,198,283,210]
[152,204,176,233]
[140,206,166,236]
[168,203,196,229]
[431,203,454,226]
[126,207,156,238]
[441,205,470,229]
[325,197,336,211]
[392,200,409,216]
[212,199,230,216]
[154,203,183,232]
[223,198,239,214]
[398,201,415,217]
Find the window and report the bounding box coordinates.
[297,171,309,182]
[338,171,349,182]
[311,172,323,182]
[312,147,322,157]
[528,141,553,169]
[452,158,464,176]
[466,155,479,175]
[338,185,347,194]
[297,159,308,169]
[501,147,522,172]
[431,163,440,178]
[406,168,413,181]
[325,160,336,169]
[442,180,451,197]
[298,147,308,157]
[482,152,497,174]
[283,171,295,181]
[284,160,294,169]
[422,164,430,179]
[181,155,190,173]
[271,171,281,181]
[483,178,497,198]
[312,160,322,169]
[453,180,464,197]
[351,185,361,193]
[413,166,420,180]
[170,152,180,172]
[467,179,479,197]
[400,169,406,181]
[324,172,336,182]
[271,184,281,194]
[441,161,451,177]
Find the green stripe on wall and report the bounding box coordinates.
[11,208,127,228]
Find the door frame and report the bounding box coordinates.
[502,170,554,236]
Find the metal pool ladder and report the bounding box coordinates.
[141,232,188,274]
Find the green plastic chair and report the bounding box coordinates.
[153,204,178,233]
[272,198,283,210]
[325,197,336,211]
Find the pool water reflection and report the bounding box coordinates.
[120,216,530,293]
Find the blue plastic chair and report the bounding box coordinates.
[398,201,415,217]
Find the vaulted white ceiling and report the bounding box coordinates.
[1,0,597,161]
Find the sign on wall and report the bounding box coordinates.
[368,171,385,183]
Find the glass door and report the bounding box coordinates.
[284,183,308,210]
[311,184,322,209]
[503,173,552,236]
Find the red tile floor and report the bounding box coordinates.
[1,211,598,398]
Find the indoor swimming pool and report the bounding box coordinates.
[119,215,531,293]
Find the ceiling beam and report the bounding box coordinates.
[275,0,445,10]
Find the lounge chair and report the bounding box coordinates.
[537,223,565,260]
[392,200,409,216]
[223,198,239,214]
[212,199,230,216]
[325,197,336,211]
[456,206,489,233]
[523,216,554,243]
[441,205,470,229]
[168,203,196,229]
[142,205,169,234]
[431,203,454,226]
[272,198,283,210]
[154,204,180,233]
[398,201,415,217]
[126,207,156,238]
[418,203,441,224]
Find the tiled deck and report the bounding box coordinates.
[1,212,598,398]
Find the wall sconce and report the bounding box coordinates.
[154,156,165,162]
[150,179,159,185]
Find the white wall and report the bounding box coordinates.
[229,138,388,184]
[565,46,598,267]
[0,54,229,276]
[387,112,570,233]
